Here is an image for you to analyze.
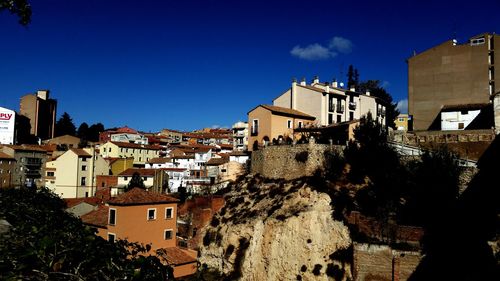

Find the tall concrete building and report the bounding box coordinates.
[408,33,499,131]
[19,90,57,140]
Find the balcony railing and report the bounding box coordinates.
[349,102,357,110]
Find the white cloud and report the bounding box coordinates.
[396,99,408,114]
[290,44,336,60]
[328,36,353,54]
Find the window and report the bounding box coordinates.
[47,171,54,177]
[82,157,88,162]
[328,114,334,125]
[120,148,123,152]
[109,209,116,225]
[143,177,147,181]
[458,123,465,129]
[251,119,259,135]
[461,110,469,115]
[124,176,128,181]
[398,118,405,122]
[81,177,86,185]
[164,229,173,240]
[109,148,112,153]
[103,148,107,153]
[337,115,342,123]
[165,207,173,219]
[101,182,105,187]
[298,121,303,128]
[108,233,116,242]
[287,120,292,129]
[82,165,87,171]
[349,112,354,121]
[147,208,156,220]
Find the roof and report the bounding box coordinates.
[70,148,91,157]
[229,151,249,156]
[159,168,187,172]
[218,143,233,149]
[81,205,109,228]
[148,157,172,164]
[206,158,229,166]
[108,141,161,150]
[65,197,103,208]
[118,168,159,177]
[163,247,197,266]
[107,187,179,206]
[441,103,490,112]
[0,152,15,160]
[249,104,316,120]
[2,144,48,152]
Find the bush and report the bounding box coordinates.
[295,151,309,163]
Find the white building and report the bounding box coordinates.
[0,107,15,145]
[232,121,248,151]
[440,104,486,130]
[110,133,148,144]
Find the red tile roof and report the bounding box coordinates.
[2,144,48,152]
[206,158,229,166]
[107,187,179,206]
[65,197,103,208]
[118,168,159,177]
[70,148,91,157]
[81,205,109,228]
[163,247,197,266]
[248,104,316,120]
[148,157,172,164]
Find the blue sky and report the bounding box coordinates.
[0,0,498,132]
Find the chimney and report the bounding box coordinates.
[291,78,297,109]
[312,75,319,85]
[365,90,371,96]
[349,86,356,92]
[300,77,306,86]
[332,81,338,88]
[325,82,330,93]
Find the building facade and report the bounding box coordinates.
[247,105,316,151]
[232,121,248,151]
[408,33,500,130]
[98,141,160,166]
[273,77,387,127]
[19,90,57,140]
[0,107,16,145]
[0,152,16,188]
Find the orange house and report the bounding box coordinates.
[81,188,197,278]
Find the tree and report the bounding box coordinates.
[77,122,89,139]
[347,65,359,89]
[0,187,174,280]
[0,0,31,25]
[127,172,146,191]
[358,80,400,129]
[88,123,105,142]
[55,112,76,137]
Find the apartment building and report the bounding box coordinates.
[45,148,108,198]
[247,105,316,151]
[19,90,57,140]
[232,121,248,151]
[0,144,48,188]
[99,141,160,166]
[81,188,197,278]
[0,152,16,188]
[273,77,387,127]
[116,168,169,194]
[408,33,500,130]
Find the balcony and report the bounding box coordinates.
[336,104,345,113]
[349,102,357,110]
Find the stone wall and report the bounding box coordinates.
[250,141,343,180]
[353,243,421,281]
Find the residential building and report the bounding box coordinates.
[247,104,316,151]
[273,77,387,127]
[232,121,249,151]
[0,106,16,145]
[116,168,169,194]
[98,141,160,166]
[98,126,138,143]
[0,144,48,188]
[229,150,250,164]
[19,90,57,140]
[81,188,197,278]
[110,133,148,145]
[45,148,108,198]
[104,157,134,175]
[0,152,16,188]
[395,114,411,131]
[43,134,82,149]
[408,33,500,130]
[160,128,184,143]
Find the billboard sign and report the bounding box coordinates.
[0,107,15,145]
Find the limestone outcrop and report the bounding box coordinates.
[199,175,352,280]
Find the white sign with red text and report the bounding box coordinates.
[0,107,15,144]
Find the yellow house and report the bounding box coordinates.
[247,104,315,151]
[99,141,161,166]
[106,157,135,175]
[395,114,411,131]
[45,148,109,198]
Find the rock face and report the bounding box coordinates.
[199,176,352,280]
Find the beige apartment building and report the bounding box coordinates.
[247,105,315,151]
[408,33,500,131]
[20,90,57,140]
[273,77,387,127]
[98,141,160,166]
[45,148,108,198]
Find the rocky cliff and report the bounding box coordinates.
[199,175,353,281]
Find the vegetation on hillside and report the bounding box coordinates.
[0,187,174,280]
